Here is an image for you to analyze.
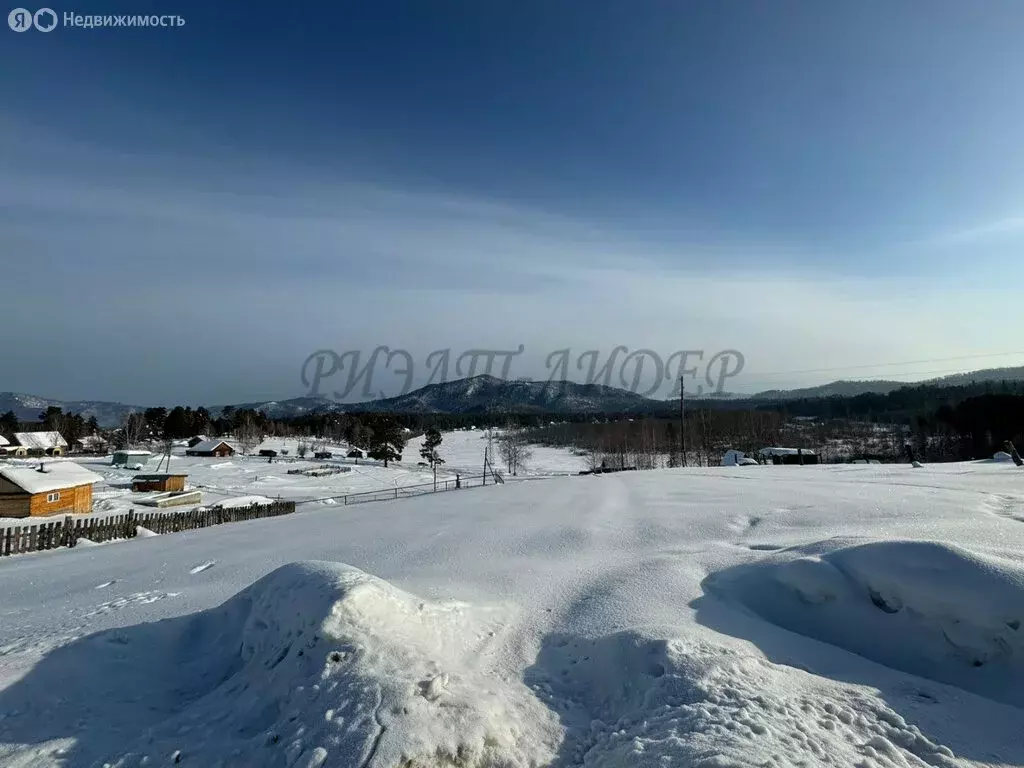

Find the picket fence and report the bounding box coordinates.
[0,501,297,557]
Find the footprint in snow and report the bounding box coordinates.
[189,561,216,575]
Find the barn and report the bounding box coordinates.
[13,431,69,457]
[0,462,102,518]
[186,439,236,457]
[131,473,188,493]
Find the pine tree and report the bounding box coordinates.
[368,419,406,468]
[419,427,443,468]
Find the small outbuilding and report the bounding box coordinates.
[759,447,818,465]
[131,473,188,493]
[346,448,364,459]
[186,439,236,457]
[112,449,153,468]
[314,451,332,459]
[0,462,102,517]
[258,449,278,458]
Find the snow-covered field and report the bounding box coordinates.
[1,460,1023,767]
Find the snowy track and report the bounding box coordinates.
[0,462,1023,766]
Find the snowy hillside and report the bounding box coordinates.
[0,461,1023,766]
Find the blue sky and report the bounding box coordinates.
[3,0,1024,405]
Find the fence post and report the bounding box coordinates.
[127,509,135,538]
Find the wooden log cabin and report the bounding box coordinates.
[0,462,102,518]
[131,473,187,493]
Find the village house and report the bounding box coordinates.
[0,435,22,457]
[12,431,69,457]
[131,473,188,493]
[0,462,102,518]
[76,434,109,454]
[186,439,236,457]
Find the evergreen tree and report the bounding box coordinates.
[419,427,443,468]
[0,410,18,435]
[368,418,406,468]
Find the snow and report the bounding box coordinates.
[211,494,276,509]
[2,459,1024,765]
[0,461,102,494]
[12,432,68,451]
[0,435,8,446]
[993,450,1013,462]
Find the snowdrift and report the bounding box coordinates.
[707,539,1024,708]
[0,562,560,767]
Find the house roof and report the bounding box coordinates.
[113,450,153,456]
[0,435,9,446]
[0,462,102,494]
[13,431,69,450]
[133,473,187,481]
[188,439,234,452]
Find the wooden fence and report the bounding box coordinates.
[0,501,297,558]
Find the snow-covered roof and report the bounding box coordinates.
[77,435,107,447]
[113,450,153,456]
[0,462,102,494]
[13,431,68,450]
[758,447,816,456]
[189,439,235,453]
[0,435,8,446]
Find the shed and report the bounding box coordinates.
[759,447,818,465]
[0,462,102,518]
[258,449,278,458]
[112,449,153,467]
[186,439,236,457]
[346,448,364,459]
[13,431,68,456]
[314,451,333,459]
[132,473,187,493]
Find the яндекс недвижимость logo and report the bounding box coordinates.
[8,7,57,30]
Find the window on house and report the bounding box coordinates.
[46,492,60,503]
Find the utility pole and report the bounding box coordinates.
[679,376,687,468]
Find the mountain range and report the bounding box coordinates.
[3,365,1024,426]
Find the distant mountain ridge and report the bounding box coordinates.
[0,392,144,428]
[4,365,1024,425]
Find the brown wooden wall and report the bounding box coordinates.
[25,484,93,516]
[133,476,186,492]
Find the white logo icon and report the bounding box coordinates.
[8,7,57,31]
[33,6,55,30]
[8,7,32,30]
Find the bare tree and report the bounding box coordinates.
[296,439,310,459]
[497,426,533,476]
[237,413,262,455]
[122,410,147,448]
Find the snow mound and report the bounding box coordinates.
[993,451,1013,462]
[526,632,959,767]
[89,561,560,767]
[710,540,1024,707]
